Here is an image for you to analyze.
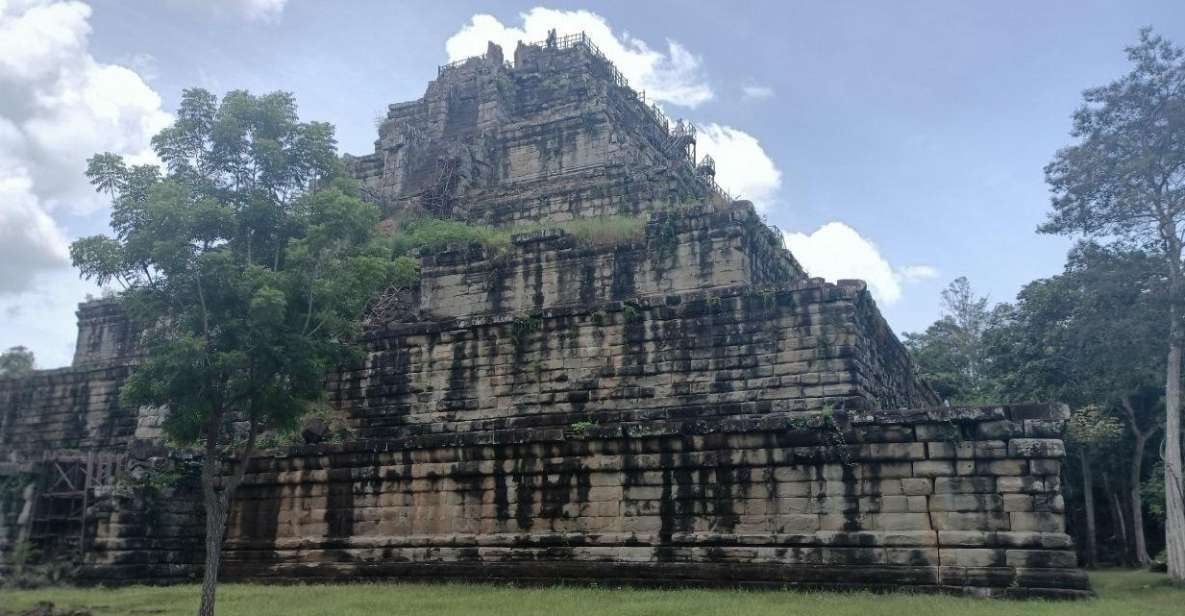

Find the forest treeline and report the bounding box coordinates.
[906,29,1185,576]
[905,260,1170,566]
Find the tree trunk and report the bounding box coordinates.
[1104,472,1129,565]
[195,413,257,616]
[198,498,228,616]
[1131,430,1152,564]
[1080,449,1098,568]
[1166,255,1185,583]
[1168,334,1185,582]
[1121,398,1155,565]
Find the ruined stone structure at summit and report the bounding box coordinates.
[0,33,1089,597]
[347,33,732,225]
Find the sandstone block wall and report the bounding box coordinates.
[341,277,938,443]
[0,365,135,459]
[418,207,803,320]
[79,404,1086,597]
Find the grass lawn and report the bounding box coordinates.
[1,570,1182,616]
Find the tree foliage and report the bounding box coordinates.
[985,243,1168,406]
[71,88,397,616]
[0,346,35,377]
[903,277,996,403]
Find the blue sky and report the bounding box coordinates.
[3,0,1184,367]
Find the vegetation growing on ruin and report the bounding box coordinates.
[2,570,1183,616]
[568,419,595,435]
[384,214,648,263]
[559,215,647,248]
[0,346,35,377]
[388,217,512,256]
[510,313,543,350]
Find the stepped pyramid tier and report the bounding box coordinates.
[0,33,1088,598]
[346,33,732,225]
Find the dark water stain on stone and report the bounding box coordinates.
[326,457,355,540]
[513,452,535,531]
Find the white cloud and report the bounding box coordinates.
[897,264,940,283]
[0,0,169,366]
[783,222,938,305]
[446,8,713,108]
[172,0,288,22]
[695,123,781,211]
[741,85,774,101]
[0,162,70,294]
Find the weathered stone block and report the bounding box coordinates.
[1002,494,1034,512]
[1023,420,1064,438]
[1009,512,1065,533]
[925,441,956,459]
[1008,439,1066,459]
[1005,549,1077,568]
[977,460,1027,476]
[930,494,1003,512]
[975,420,1024,440]
[913,460,955,477]
[937,530,994,547]
[940,548,1006,567]
[930,512,1011,531]
[933,476,995,494]
[996,476,1046,494]
[995,532,1074,549]
[900,478,933,496]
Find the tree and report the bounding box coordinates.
[903,277,996,403]
[71,89,397,616]
[0,346,35,377]
[1042,29,1185,581]
[1067,406,1125,567]
[985,243,1168,563]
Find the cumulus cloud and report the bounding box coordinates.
[741,85,774,101]
[783,222,938,305]
[0,164,71,294]
[446,8,713,108]
[695,123,782,211]
[0,1,168,365]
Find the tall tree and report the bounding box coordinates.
[903,277,996,403]
[71,89,397,616]
[1042,29,1185,581]
[0,346,35,377]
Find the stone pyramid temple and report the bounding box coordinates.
[0,33,1088,597]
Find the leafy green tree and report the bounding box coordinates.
[1041,29,1185,580]
[903,277,996,403]
[71,88,397,616]
[985,243,1167,562]
[0,346,35,377]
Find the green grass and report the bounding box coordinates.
[1,570,1181,616]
